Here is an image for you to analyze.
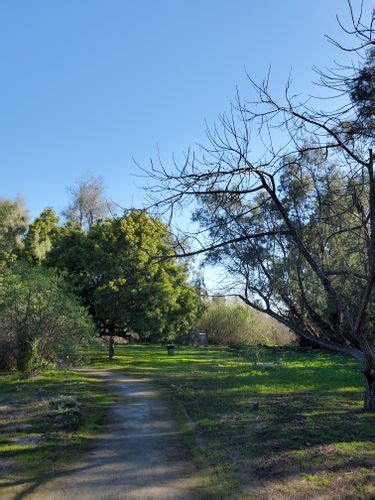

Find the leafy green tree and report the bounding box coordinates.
[47,210,200,357]
[0,262,95,375]
[23,208,59,264]
[46,222,90,282]
[339,47,374,139]
[0,196,29,268]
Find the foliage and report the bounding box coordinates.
[47,210,200,344]
[194,150,372,346]
[197,299,264,346]
[23,208,59,264]
[197,299,295,347]
[146,4,375,410]
[0,262,96,374]
[0,196,29,267]
[345,46,374,138]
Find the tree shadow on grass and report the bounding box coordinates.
[3,382,210,500]
[0,373,118,499]
[91,345,374,495]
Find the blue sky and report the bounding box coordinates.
[0,0,370,220]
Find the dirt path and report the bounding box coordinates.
[10,370,208,500]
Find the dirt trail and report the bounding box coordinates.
[7,370,208,500]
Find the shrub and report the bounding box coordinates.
[0,339,17,371]
[197,299,295,347]
[48,395,82,430]
[196,300,262,346]
[257,314,296,345]
[0,262,96,375]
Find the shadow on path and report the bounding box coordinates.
[4,370,208,500]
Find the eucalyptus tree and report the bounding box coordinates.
[63,175,115,230]
[0,196,29,267]
[146,3,375,410]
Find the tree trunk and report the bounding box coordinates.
[298,337,316,349]
[16,327,32,374]
[108,335,115,361]
[17,339,33,373]
[364,370,375,412]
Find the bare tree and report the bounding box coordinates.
[145,3,375,411]
[63,175,115,230]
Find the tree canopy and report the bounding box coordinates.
[23,208,59,264]
[47,210,200,345]
[0,196,29,267]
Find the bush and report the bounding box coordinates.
[197,299,295,347]
[257,314,296,346]
[48,395,82,431]
[0,262,96,375]
[196,300,262,346]
[0,339,17,371]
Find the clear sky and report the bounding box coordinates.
[0,0,371,220]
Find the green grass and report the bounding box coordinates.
[1,344,374,498]
[0,368,116,494]
[88,344,375,498]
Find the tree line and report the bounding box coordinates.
[0,178,200,374]
[1,2,373,414]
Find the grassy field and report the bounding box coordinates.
[0,368,116,495]
[89,344,375,498]
[1,344,374,498]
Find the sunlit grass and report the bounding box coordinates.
[1,344,374,498]
[89,344,375,497]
